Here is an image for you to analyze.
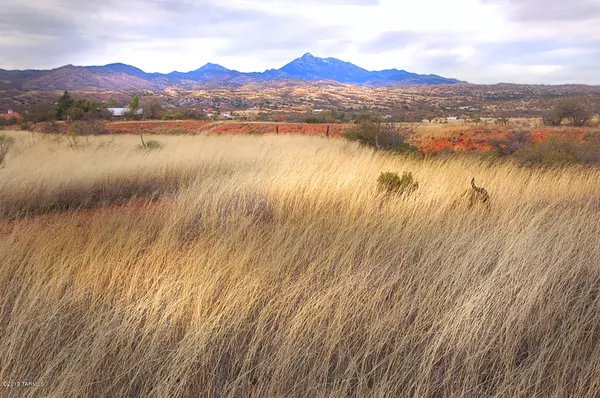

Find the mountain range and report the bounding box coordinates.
[0,53,463,91]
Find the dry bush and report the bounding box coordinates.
[36,121,62,134]
[71,119,108,136]
[1,133,600,397]
[495,117,510,126]
[513,134,600,167]
[489,130,534,156]
[344,120,421,155]
[543,98,592,127]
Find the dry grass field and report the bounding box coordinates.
[1,131,600,397]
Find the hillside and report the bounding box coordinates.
[20,65,155,91]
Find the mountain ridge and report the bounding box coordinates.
[0,53,464,91]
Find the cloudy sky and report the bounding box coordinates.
[1,0,599,84]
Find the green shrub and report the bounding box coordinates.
[172,111,186,120]
[137,139,162,151]
[377,171,419,197]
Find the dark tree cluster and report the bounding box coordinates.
[543,99,592,127]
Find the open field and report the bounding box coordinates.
[1,132,600,397]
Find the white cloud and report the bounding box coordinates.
[0,0,598,84]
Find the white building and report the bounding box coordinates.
[107,108,143,117]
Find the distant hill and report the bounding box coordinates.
[278,53,373,83]
[19,65,155,91]
[0,53,463,91]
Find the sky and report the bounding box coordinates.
[1,0,599,84]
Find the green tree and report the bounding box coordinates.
[65,99,100,120]
[107,98,117,108]
[55,91,74,119]
[129,96,140,114]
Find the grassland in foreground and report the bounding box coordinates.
[1,131,600,397]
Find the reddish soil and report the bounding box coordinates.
[418,128,590,153]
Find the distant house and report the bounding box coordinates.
[107,108,143,117]
[446,116,458,121]
[313,109,323,114]
[0,109,23,120]
[421,119,431,123]
[383,115,392,119]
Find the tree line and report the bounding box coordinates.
[18,91,208,124]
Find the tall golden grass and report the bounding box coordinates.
[1,131,600,397]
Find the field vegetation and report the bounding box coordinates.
[1,131,600,397]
